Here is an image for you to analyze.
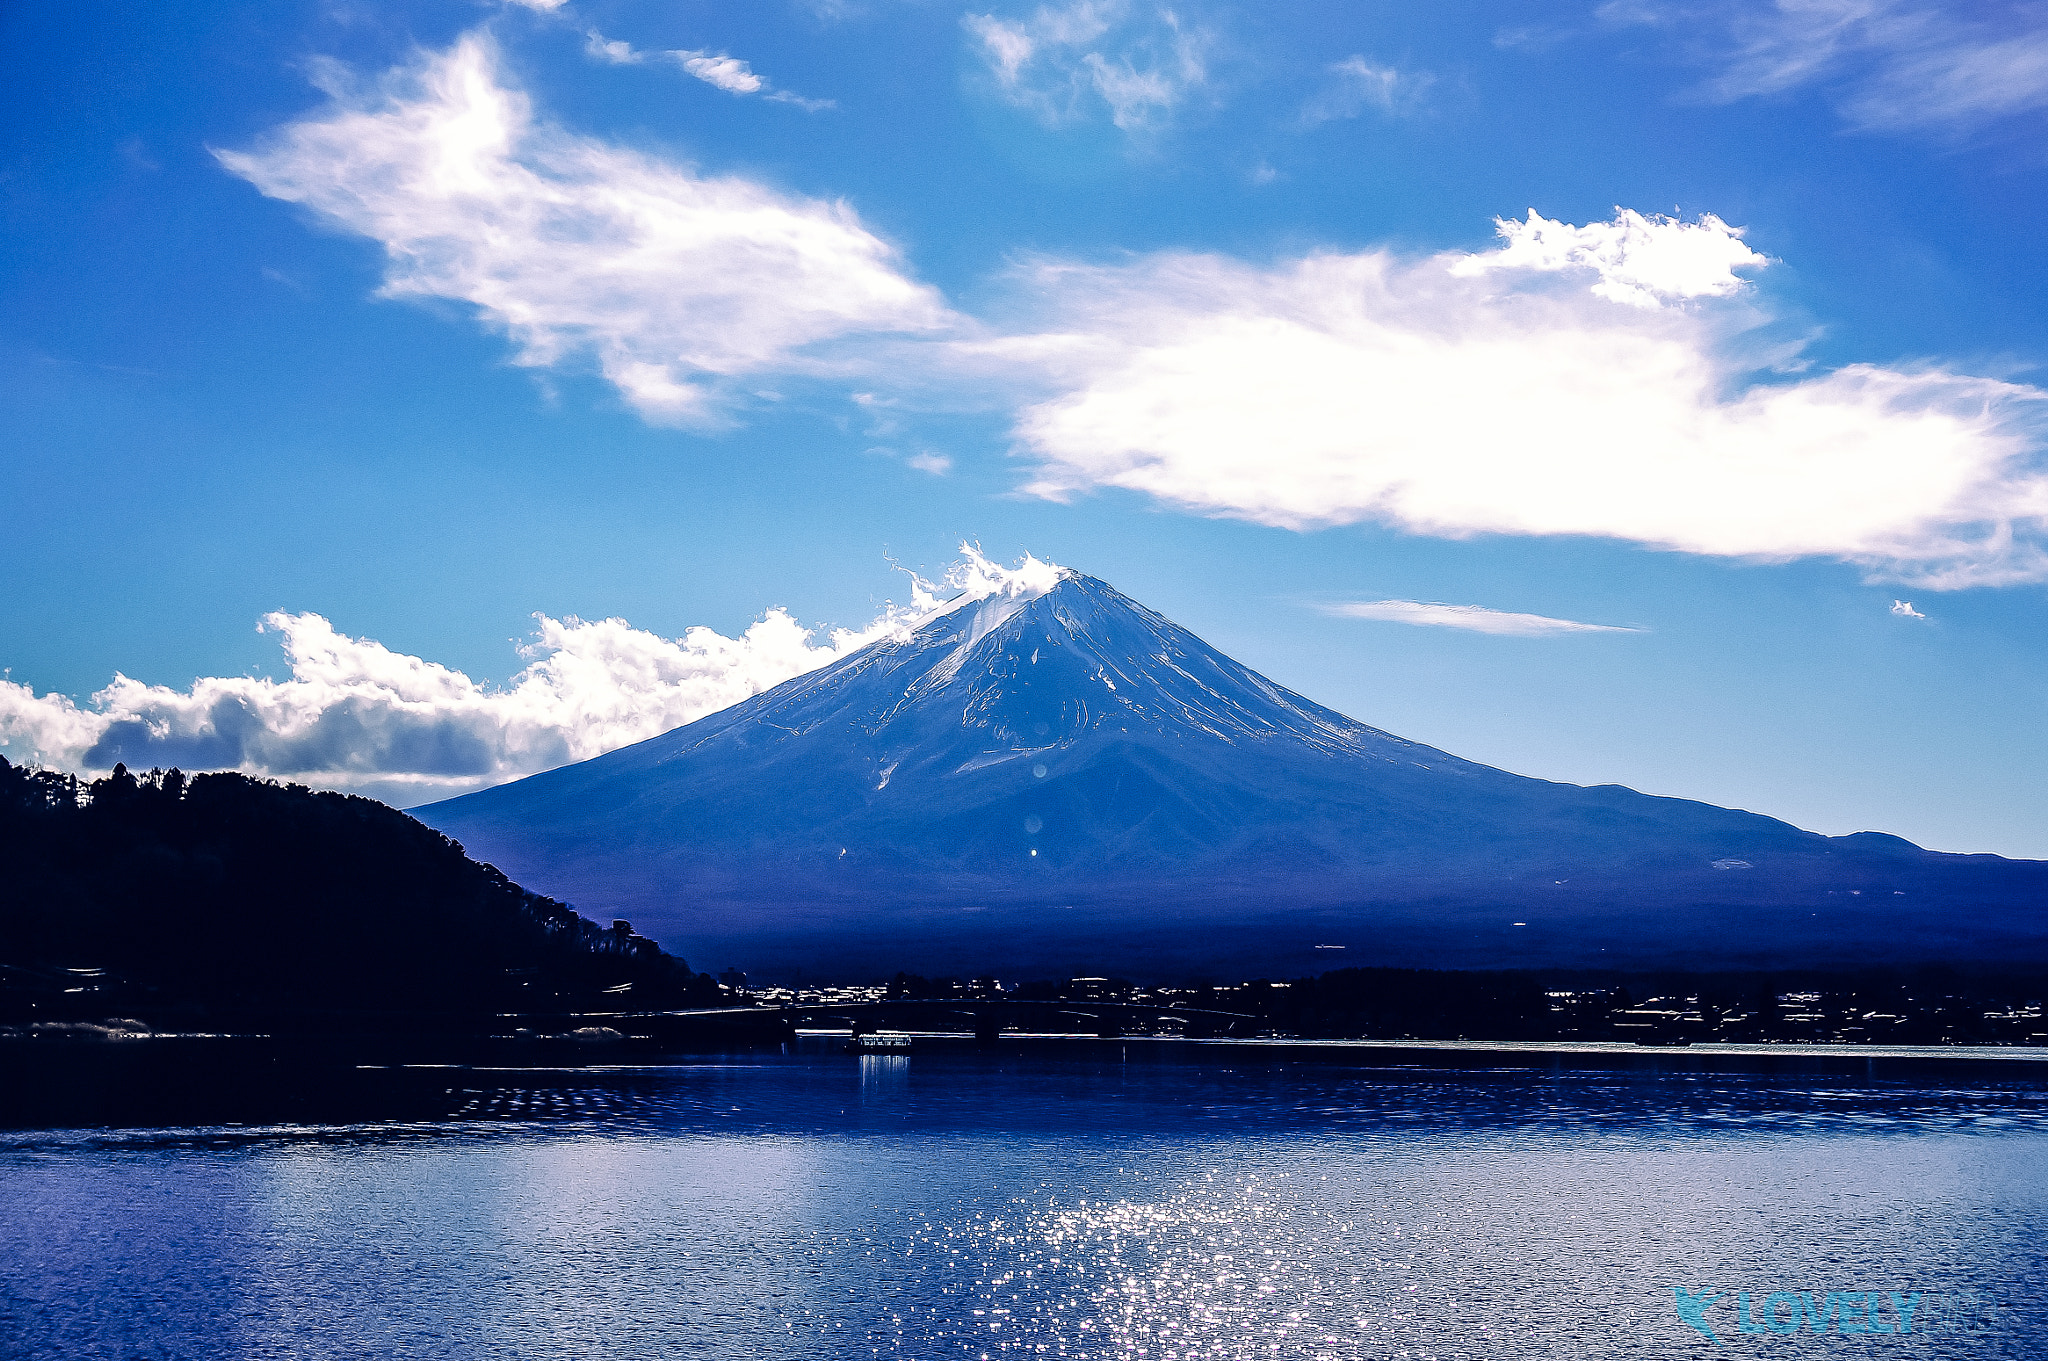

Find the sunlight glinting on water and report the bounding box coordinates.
[863,1173,1481,1360]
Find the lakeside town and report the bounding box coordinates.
[724,968,2048,1048]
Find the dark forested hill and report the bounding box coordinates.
[0,758,718,1022]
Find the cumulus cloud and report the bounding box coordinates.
[983,207,2048,587]
[963,1,1211,132]
[216,33,940,425]
[1300,56,1433,125]
[1319,600,1641,635]
[0,612,885,805]
[583,29,834,108]
[1890,598,1927,618]
[1450,208,1766,308]
[0,549,1054,800]
[1609,0,2048,135]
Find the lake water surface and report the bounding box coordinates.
[3,1043,2045,1359]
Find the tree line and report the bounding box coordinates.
[0,758,719,1025]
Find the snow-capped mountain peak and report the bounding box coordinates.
[421,566,2048,979]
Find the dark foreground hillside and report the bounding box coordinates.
[0,758,720,1027]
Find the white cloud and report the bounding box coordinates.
[906,450,954,474]
[1450,208,1766,308]
[217,33,934,425]
[969,14,1043,85]
[0,549,1054,799]
[675,53,764,94]
[763,89,839,113]
[984,208,2048,587]
[964,2,1211,132]
[1890,598,1926,618]
[1301,56,1433,125]
[1609,0,2048,135]
[585,28,836,107]
[0,612,878,804]
[584,32,643,65]
[1319,600,1641,635]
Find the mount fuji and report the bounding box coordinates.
[419,568,2048,978]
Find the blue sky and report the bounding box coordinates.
[4,0,2047,855]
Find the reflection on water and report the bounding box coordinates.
[861,1052,912,1106]
[2,1049,2044,1359]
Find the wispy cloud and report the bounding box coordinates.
[963,1,1212,132]
[1890,599,1927,618]
[1319,600,1642,635]
[1607,0,2048,136]
[1300,56,1433,125]
[583,29,834,109]
[986,207,2048,588]
[0,549,1048,798]
[216,34,940,425]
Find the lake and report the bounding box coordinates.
[2,1040,2045,1358]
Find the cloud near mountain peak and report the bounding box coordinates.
[1,608,879,804]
